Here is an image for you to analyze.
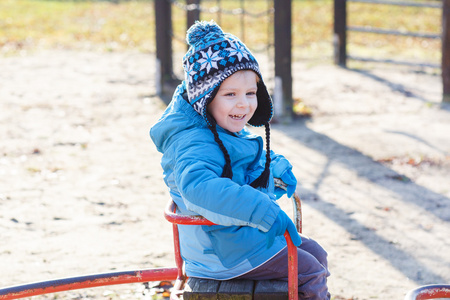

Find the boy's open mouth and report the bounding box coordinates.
[230,114,245,120]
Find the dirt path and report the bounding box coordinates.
[0,50,449,299]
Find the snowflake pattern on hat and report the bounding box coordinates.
[183,21,272,127]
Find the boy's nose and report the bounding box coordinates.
[236,95,249,108]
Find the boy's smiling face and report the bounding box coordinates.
[208,70,258,133]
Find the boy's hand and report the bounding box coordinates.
[264,210,301,249]
[272,156,297,198]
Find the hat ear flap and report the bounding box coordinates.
[250,123,271,189]
[202,84,221,126]
[248,81,273,127]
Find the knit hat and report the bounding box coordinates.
[183,20,273,188]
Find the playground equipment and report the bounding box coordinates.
[0,180,301,300]
[3,176,446,299]
[404,284,450,300]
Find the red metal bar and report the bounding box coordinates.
[164,200,299,300]
[164,201,215,226]
[404,284,450,300]
[285,231,299,300]
[165,201,207,300]
[169,222,186,300]
[0,268,178,300]
[1,188,301,300]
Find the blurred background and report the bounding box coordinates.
[0,0,442,65]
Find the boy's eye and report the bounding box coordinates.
[247,91,257,96]
[225,93,235,97]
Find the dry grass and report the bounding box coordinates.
[0,0,443,64]
[0,0,155,54]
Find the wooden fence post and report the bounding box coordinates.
[155,0,175,96]
[187,0,200,31]
[334,0,347,67]
[274,0,293,122]
[443,0,450,102]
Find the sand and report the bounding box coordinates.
[0,49,449,299]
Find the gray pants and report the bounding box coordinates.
[236,234,330,300]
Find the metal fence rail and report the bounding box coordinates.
[347,0,442,41]
[347,55,440,68]
[347,26,441,39]
[349,0,442,8]
[334,0,443,67]
[334,0,450,102]
[170,0,274,18]
[169,0,274,53]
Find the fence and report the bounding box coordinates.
[334,0,450,102]
[154,0,295,120]
[156,0,450,108]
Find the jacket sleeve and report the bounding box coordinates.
[172,134,280,233]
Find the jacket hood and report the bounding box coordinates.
[151,81,208,153]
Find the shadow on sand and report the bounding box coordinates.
[273,119,449,284]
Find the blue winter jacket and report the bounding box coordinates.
[150,82,287,279]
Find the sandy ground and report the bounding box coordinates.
[0,50,449,300]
